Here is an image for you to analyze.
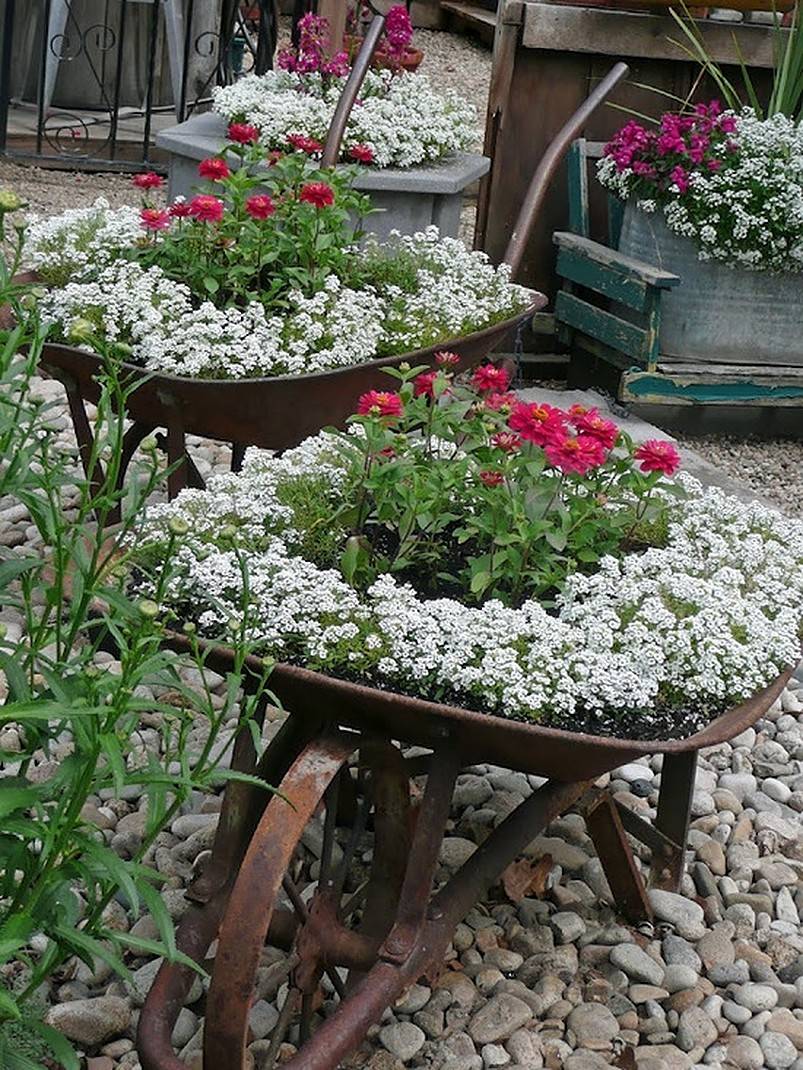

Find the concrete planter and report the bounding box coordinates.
[155,112,490,242]
[618,203,803,365]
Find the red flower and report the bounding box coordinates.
[491,431,520,453]
[571,407,619,450]
[287,133,323,155]
[133,171,164,190]
[378,446,397,459]
[413,370,438,398]
[357,390,404,419]
[299,182,335,208]
[267,150,283,167]
[198,157,231,181]
[545,433,608,476]
[139,208,171,232]
[479,469,505,487]
[472,364,511,393]
[349,143,375,164]
[168,199,192,219]
[634,439,681,477]
[484,391,515,413]
[435,351,460,368]
[508,401,566,446]
[246,194,276,220]
[188,195,224,223]
[227,122,260,145]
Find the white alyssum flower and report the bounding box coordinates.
[128,441,803,726]
[213,69,477,169]
[37,229,531,381]
[25,199,142,285]
[599,109,803,274]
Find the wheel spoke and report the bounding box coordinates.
[299,991,315,1046]
[263,985,300,1070]
[330,787,372,904]
[319,772,341,888]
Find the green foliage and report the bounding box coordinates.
[670,4,803,121]
[274,471,350,566]
[0,205,273,1067]
[328,365,682,606]
[137,145,373,308]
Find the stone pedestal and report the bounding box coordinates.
[155,111,490,242]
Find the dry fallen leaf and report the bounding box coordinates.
[500,853,553,903]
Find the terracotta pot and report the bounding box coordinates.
[344,34,424,72]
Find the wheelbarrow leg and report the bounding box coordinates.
[583,789,653,925]
[650,750,697,892]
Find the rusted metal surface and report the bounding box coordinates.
[38,301,541,504]
[584,789,653,924]
[321,14,385,167]
[649,750,698,892]
[503,61,629,276]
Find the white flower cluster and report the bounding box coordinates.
[598,110,803,273]
[129,442,803,725]
[376,229,531,352]
[37,226,530,380]
[213,69,476,168]
[25,198,143,285]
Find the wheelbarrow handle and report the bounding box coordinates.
[322,13,387,168]
[502,60,630,278]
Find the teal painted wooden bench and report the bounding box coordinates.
[553,139,803,407]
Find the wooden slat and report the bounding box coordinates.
[555,232,679,289]
[622,369,803,406]
[522,5,784,68]
[557,246,649,312]
[567,140,590,239]
[555,291,649,362]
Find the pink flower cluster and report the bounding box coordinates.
[277,13,349,78]
[383,4,414,61]
[604,101,739,197]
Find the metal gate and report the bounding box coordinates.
[0,0,278,170]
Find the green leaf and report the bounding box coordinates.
[470,570,491,595]
[203,276,220,295]
[545,530,567,552]
[0,701,108,723]
[111,931,207,976]
[30,1021,79,1070]
[139,882,176,960]
[0,986,21,1021]
[52,924,131,984]
[0,914,35,961]
[100,732,126,793]
[0,786,40,819]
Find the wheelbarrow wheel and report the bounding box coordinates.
[204,731,413,1070]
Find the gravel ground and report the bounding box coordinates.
[676,436,803,520]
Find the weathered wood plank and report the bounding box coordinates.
[555,231,679,288]
[567,140,590,239]
[522,5,783,68]
[555,291,649,362]
[622,369,803,406]
[557,246,649,311]
[658,360,803,380]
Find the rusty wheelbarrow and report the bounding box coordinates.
[137,643,792,1070]
[32,18,629,519]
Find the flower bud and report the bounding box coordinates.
[109,342,134,360]
[219,524,237,541]
[0,190,22,212]
[138,598,159,619]
[68,317,95,344]
[182,621,197,635]
[141,437,158,454]
[168,516,190,537]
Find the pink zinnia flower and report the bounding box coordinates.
[472,364,511,394]
[133,171,164,190]
[245,194,276,220]
[634,439,681,477]
[227,122,259,145]
[508,401,567,446]
[349,143,374,164]
[140,208,171,232]
[357,390,404,419]
[198,157,231,181]
[287,133,323,155]
[670,165,689,193]
[413,370,438,398]
[435,351,460,368]
[299,182,335,208]
[484,392,515,413]
[571,407,619,450]
[188,195,224,223]
[490,431,520,453]
[479,469,504,487]
[545,433,607,476]
[168,199,192,219]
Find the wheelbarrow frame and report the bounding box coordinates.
[137,633,793,1070]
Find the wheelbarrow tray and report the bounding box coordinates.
[178,634,794,782]
[39,299,543,452]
